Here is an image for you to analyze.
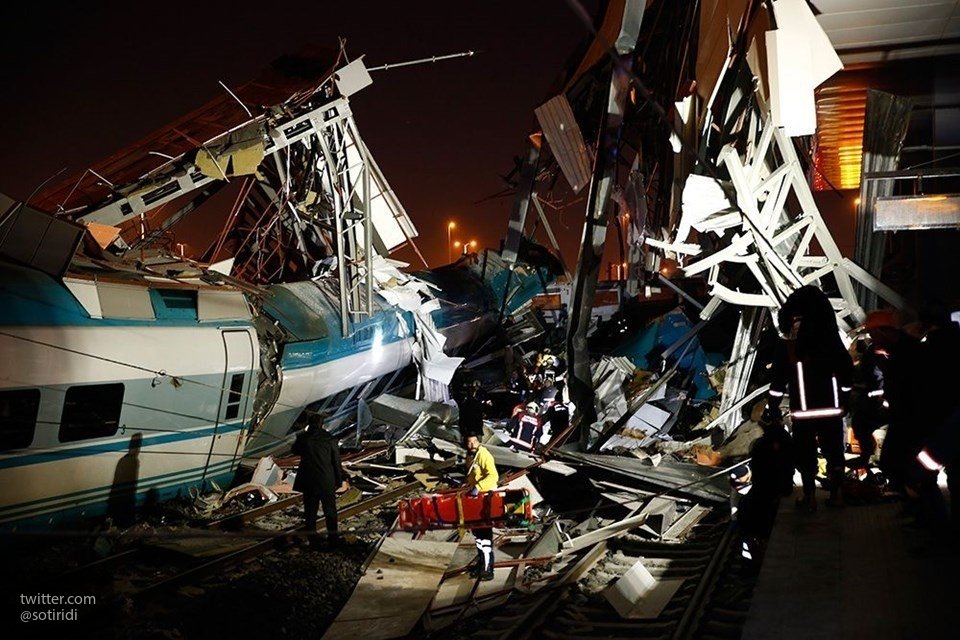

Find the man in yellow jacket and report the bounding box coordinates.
[464,432,499,581]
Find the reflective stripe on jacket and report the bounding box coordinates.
[768,338,853,420]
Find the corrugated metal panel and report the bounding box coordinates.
[535,95,593,194]
[874,194,960,230]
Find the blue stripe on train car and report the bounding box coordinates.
[0,468,238,531]
[0,421,248,470]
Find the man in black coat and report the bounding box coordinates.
[292,414,349,546]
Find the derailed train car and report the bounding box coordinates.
[0,238,555,530]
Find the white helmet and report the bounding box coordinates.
[525,402,541,416]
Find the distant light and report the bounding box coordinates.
[448,221,456,229]
[854,197,861,206]
[454,241,461,248]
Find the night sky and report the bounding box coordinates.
[0,1,600,268]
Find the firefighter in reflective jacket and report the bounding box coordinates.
[463,433,499,581]
[510,402,543,451]
[767,286,854,510]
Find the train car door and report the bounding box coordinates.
[201,330,255,482]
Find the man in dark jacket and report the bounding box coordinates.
[292,414,349,546]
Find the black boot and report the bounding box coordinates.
[826,469,845,508]
[795,492,817,512]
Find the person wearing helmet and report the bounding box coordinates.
[509,401,543,451]
[766,286,854,510]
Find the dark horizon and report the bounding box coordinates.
[0,1,604,269]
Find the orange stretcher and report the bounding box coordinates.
[397,488,533,532]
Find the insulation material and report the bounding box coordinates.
[84,222,121,249]
[604,560,685,619]
[195,126,266,179]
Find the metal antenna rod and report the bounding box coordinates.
[366,50,477,72]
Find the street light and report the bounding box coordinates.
[453,240,462,258]
[447,221,456,263]
[467,240,477,255]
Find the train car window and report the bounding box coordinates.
[0,388,41,451]
[225,373,245,420]
[59,383,124,442]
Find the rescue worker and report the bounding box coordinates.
[905,307,960,526]
[730,406,795,573]
[292,414,350,547]
[509,401,543,451]
[767,286,854,510]
[457,379,490,440]
[538,349,559,379]
[866,310,923,494]
[463,432,499,581]
[508,366,530,403]
[847,324,888,469]
[542,382,570,445]
[918,404,960,532]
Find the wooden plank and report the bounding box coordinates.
[323,537,459,640]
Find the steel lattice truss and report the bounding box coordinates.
[38,63,418,336]
[652,108,906,434]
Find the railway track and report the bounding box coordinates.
[7,479,422,629]
[446,510,753,640]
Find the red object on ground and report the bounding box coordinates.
[397,488,533,531]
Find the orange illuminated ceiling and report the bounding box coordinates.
[810,0,960,191]
[814,84,867,191]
